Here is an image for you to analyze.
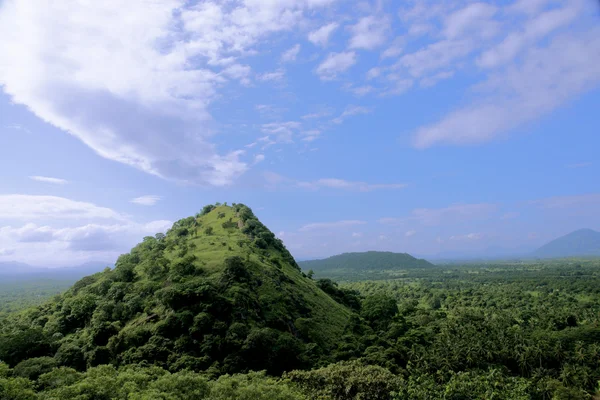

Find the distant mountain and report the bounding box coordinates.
[299,251,434,280]
[533,229,600,258]
[0,261,112,281]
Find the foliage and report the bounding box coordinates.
[299,252,434,281]
[0,204,350,377]
[2,205,600,399]
[286,360,403,400]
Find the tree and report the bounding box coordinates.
[360,294,398,331]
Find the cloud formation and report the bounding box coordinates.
[299,220,366,232]
[130,195,161,206]
[0,0,339,186]
[29,176,69,185]
[0,195,125,221]
[308,22,339,47]
[316,52,357,80]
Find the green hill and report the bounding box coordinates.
[299,251,435,280]
[533,229,600,258]
[0,204,351,375]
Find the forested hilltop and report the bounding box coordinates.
[1,204,600,399]
[299,251,434,281]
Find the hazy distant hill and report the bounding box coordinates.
[533,229,600,258]
[299,251,434,280]
[0,261,112,281]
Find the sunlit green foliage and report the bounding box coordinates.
[2,204,600,398]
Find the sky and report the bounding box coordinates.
[0,0,599,266]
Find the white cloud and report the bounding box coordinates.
[0,195,125,220]
[419,70,454,87]
[258,69,285,82]
[301,130,322,142]
[301,109,333,119]
[0,220,173,264]
[379,203,497,226]
[0,1,338,186]
[347,85,375,96]
[413,28,600,148]
[332,105,372,124]
[381,39,404,59]
[316,51,357,80]
[253,154,265,164]
[349,16,389,50]
[478,2,581,68]
[222,63,252,86]
[299,220,366,232]
[450,232,483,241]
[261,121,301,142]
[443,3,498,40]
[29,176,69,185]
[130,195,161,206]
[298,178,407,192]
[281,44,301,63]
[405,230,416,237]
[352,232,363,238]
[0,248,15,256]
[308,22,339,47]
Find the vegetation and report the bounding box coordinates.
[299,251,434,281]
[0,281,72,315]
[1,204,600,398]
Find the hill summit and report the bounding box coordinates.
[533,228,600,258]
[0,204,350,375]
[299,251,435,280]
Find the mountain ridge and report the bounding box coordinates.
[532,228,600,258]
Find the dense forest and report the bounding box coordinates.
[299,251,434,281]
[1,204,600,399]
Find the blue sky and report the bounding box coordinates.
[0,0,599,266]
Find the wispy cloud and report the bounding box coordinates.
[316,52,357,80]
[281,44,301,63]
[298,178,407,192]
[449,232,483,241]
[299,220,367,232]
[130,195,161,206]
[348,16,389,50]
[531,193,600,209]
[379,203,497,226]
[258,69,285,82]
[5,124,31,133]
[567,162,592,169]
[29,176,68,185]
[0,195,125,220]
[332,105,372,124]
[0,1,344,186]
[308,22,339,47]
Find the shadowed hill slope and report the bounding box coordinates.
[0,204,351,375]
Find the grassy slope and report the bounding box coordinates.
[125,205,351,350]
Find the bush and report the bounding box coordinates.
[13,357,57,381]
[286,360,403,400]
